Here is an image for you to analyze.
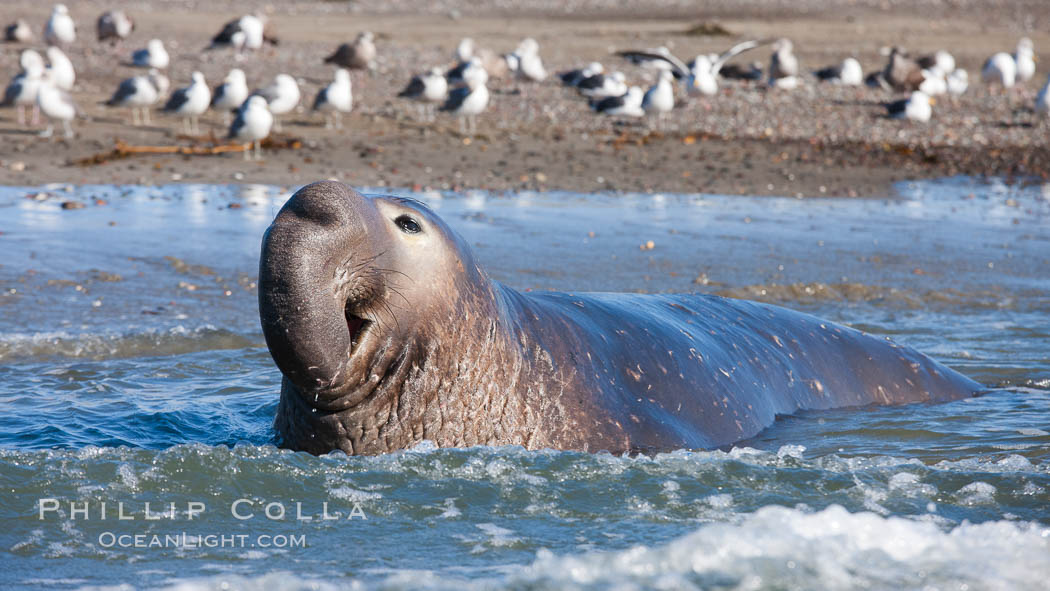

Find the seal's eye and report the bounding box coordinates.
[395,215,422,234]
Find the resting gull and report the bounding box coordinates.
[37,70,77,138]
[105,73,159,126]
[918,68,948,96]
[878,47,924,92]
[324,32,376,72]
[440,75,489,136]
[229,95,273,161]
[131,39,169,69]
[885,90,932,122]
[211,68,249,125]
[97,10,133,44]
[209,14,268,53]
[592,86,645,117]
[254,73,300,132]
[559,62,603,87]
[917,50,956,75]
[814,58,863,86]
[947,69,969,96]
[2,49,45,126]
[5,19,34,43]
[512,38,547,82]
[398,67,448,121]
[44,4,76,46]
[313,69,353,130]
[163,71,210,134]
[578,71,627,99]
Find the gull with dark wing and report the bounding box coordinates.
[768,38,799,89]
[398,67,448,121]
[104,73,159,126]
[131,39,169,69]
[440,75,489,136]
[211,68,249,125]
[5,19,34,43]
[814,58,863,86]
[229,95,273,161]
[592,86,645,117]
[685,39,768,97]
[885,90,933,122]
[97,10,133,45]
[163,71,210,134]
[313,69,353,130]
[2,49,45,126]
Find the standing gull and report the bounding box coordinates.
[46,47,75,91]
[131,39,170,69]
[2,50,45,126]
[163,71,210,134]
[313,69,353,130]
[96,10,133,44]
[814,58,863,86]
[104,74,159,126]
[229,95,273,161]
[983,51,1017,88]
[440,75,489,136]
[1014,38,1036,84]
[254,74,300,132]
[1036,75,1050,118]
[211,68,249,125]
[879,47,924,92]
[44,4,76,46]
[513,38,547,82]
[768,38,799,89]
[398,67,448,121]
[642,70,674,128]
[37,70,77,138]
[592,86,645,117]
[5,19,34,43]
[885,90,933,122]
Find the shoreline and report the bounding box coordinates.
[1,1,1048,197]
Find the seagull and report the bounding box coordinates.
[209,14,267,53]
[398,67,448,121]
[313,69,353,130]
[814,58,863,86]
[512,38,547,82]
[254,74,300,132]
[324,32,376,72]
[440,75,489,136]
[37,70,76,138]
[104,74,159,126]
[616,46,690,79]
[229,95,273,161]
[163,71,210,134]
[917,50,956,75]
[211,68,249,125]
[148,69,170,96]
[983,51,1017,88]
[1015,38,1036,84]
[131,39,169,69]
[918,67,948,96]
[885,90,933,122]
[96,10,133,44]
[450,38,507,81]
[685,41,768,97]
[592,86,645,117]
[947,69,969,96]
[578,71,627,99]
[1036,75,1050,118]
[559,62,604,87]
[44,4,76,46]
[880,47,924,92]
[719,62,763,81]
[618,39,767,95]
[769,38,799,89]
[5,19,34,43]
[642,70,674,128]
[447,56,489,88]
[455,38,475,62]
[2,50,45,126]
[46,47,75,91]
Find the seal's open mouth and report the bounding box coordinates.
[345,306,371,356]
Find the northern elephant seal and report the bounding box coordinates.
[259,181,982,455]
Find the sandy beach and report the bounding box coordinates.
[1,0,1048,196]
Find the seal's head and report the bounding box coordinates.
[259,181,486,415]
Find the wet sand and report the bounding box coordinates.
[1,0,1048,196]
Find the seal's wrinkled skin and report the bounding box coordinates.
[260,181,982,455]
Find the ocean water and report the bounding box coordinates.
[0,179,1047,590]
